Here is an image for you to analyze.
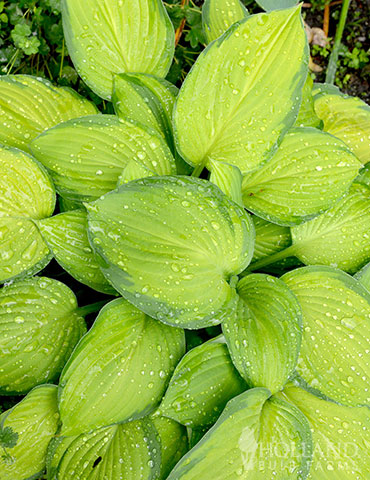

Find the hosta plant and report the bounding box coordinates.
[0,0,370,479]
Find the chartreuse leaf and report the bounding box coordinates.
[31,115,176,202]
[0,75,97,150]
[0,385,59,480]
[252,217,291,263]
[49,419,161,480]
[62,0,175,100]
[256,0,298,11]
[354,261,370,292]
[0,277,86,395]
[290,183,370,273]
[167,388,312,480]
[87,176,255,328]
[38,210,116,294]
[117,160,155,186]
[242,127,361,226]
[280,384,370,479]
[113,73,177,148]
[295,76,322,128]
[282,266,370,406]
[158,340,247,428]
[223,274,302,393]
[209,160,243,206]
[174,7,308,174]
[0,147,56,283]
[59,298,185,436]
[46,435,76,480]
[202,0,248,43]
[313,84,370,164]
[151,416,189,479]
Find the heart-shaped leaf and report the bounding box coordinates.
[282,266,370,406]
[0,385,59,480]
[38,210,116,294]
[151,416,189,479]
[242,127,361,226]
[294,76,322,128]
[223,274,302,393]
[256,0,298,11]
[0,75,97,151]
[173,6,308,174]
[49,418,161,480]
[0,277,86,394]
[59,298,185,436]
[167,388,312,480]
[209,160,243,206]
[62,0,175,99]
[291,182,370,273]
[0,146,56,283]
[313,83,370,164]
[31,115,176,202]
[158,339,247,428]
[281,383,370,479]
[87,176,255,328]
[202,0,248,43]
[252,217,291,263]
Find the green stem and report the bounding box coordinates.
[247,244,299,272]
[325,0,351,84]
[77,300,108,317]
[191,158,207,178]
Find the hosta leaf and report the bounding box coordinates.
[252,217,291,263]
[158,340,247,428]
[59,298,185,436]
[46,435,76,480]
[242,127,361,226]
[151,416,188,479]
[0,147,55,282]
[113,73,177,149]
[355,163,370,187]
[223,274,302,393]
[354,261,370,292]
[31,115,176,202]
[281,384,370,479]
[50,419,161,480]
[167,388,312,480]
[202,0,248,43]
[0,385,59,480]
[291,183,370,273]
[87,176,255,328]
[209,159,243,206]
[0,277,86,394]
[282,266,370,406]
[173,7,308,174]
[0,75,97,150]
[313,84,370,164]
[38,210,116,294]
[256,0,298,11]
[58,196,82,213]
[294,76,322,128]
[62,0,175,99]
[117,160,155,186]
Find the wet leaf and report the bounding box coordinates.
[151,416,189,479]
[174,7,308,174]
[49,418,161,480]
[117,160,155,186]
[0,146,55,283]
[62,0,175,99]
[0,277,86,394]
[209,160,243,206]
[59,298,185,436]
[31,115,176,202]
[282,266,370,406]
[280,384,370,479]
[223,274,302,393]
[291,183,370,273]
[313,83,370,165]
[252,217,291,263]
[38,210,116,294]
[0,75,97,151]
[158,340,247,428]
[294,76,322,128]
[167,388,312,480]
[0,385,59,480]
[87,176,255,328]
[202,0,248,43]
[242,127,361,226]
